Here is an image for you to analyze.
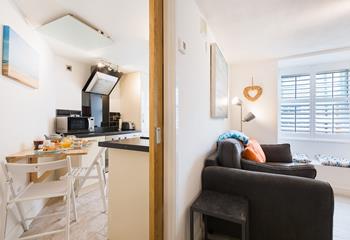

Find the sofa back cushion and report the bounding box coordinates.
[261,144,292,163]
[242,139,266,163]
[217,139,244,168]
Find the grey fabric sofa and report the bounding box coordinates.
[202,138,334,240]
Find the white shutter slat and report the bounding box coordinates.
[315,70,350,134]
[280,74,311,133]
[280,102,311,133]
[281,75,311,100]
[316,70,350,98]
[315,101,350,134]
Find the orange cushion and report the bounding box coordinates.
[242,139,266,163]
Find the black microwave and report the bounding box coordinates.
[56,116,95,133]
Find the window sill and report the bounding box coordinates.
[310,160,350,169]
[279,136,350,144]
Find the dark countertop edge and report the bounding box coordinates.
[99,140,149,153]
[62,130,141,138]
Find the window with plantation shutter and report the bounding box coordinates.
[315,102,350,133]
[281,75,311,100]
[280,75,311,133]
[315,70,350,134]
[280,103,311,132]
[279,68,350,140]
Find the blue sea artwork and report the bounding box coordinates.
[2,25,39,88]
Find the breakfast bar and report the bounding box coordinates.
[98,138,149,240]
[6,148,88,182]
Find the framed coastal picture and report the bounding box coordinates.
[210,43,228,118]
[2,25,39,88]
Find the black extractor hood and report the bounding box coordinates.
[83,66,123,95]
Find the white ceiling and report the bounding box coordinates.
[14,0,149,72]
[196,0,350,63]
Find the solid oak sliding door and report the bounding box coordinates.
[149,0,164,239]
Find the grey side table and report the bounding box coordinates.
[190,190,249,240]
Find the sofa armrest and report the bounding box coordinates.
[261,143,293,163]
[205,151,219,167]
[202,167,334,240]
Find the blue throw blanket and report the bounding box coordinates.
[218,130,249,145]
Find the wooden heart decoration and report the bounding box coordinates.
[243,85,263,102]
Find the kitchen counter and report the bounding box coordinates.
[60,128,141,138]
[104,137,149,239]
[98,138,149,152]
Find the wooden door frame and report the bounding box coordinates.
[150,0,164,239]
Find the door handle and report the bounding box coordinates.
[155,127,162,144]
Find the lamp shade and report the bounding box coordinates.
[243,112,255,122]
[232,97,242,106]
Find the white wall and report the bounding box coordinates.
[0,3,55,237]
[0,1,89,238]
[54,57,90,111]
[174,0,230,238]
[230,60,278,143]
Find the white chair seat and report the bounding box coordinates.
[14,180,68,202]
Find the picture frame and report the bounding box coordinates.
[210,43,228,118]
[2,25,39,89]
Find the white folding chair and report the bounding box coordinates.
[72,147,107,213]
[0,157,77,240]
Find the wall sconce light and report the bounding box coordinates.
[232,97,255,132]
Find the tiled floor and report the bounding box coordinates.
[21,190,350,240]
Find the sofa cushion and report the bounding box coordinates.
[241,159,317,179]
[261,144,293,163]
[242,139,266,163]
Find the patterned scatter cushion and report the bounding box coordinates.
[315,154,350,168]
[293,153,311,163]
[218,130,249,145]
